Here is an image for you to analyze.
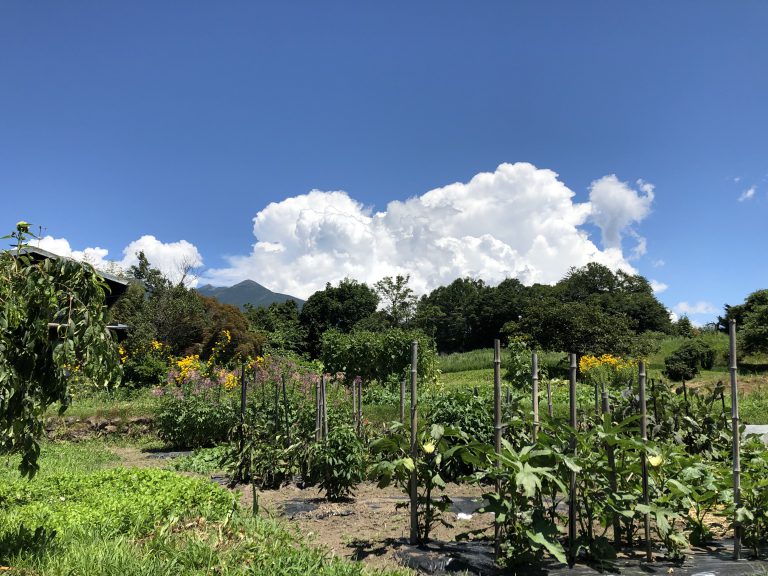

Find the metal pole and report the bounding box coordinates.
[639,361,651,562]
[493,339,502,559]
[568,353,577,563]
[409,341,419,544]
[730,320,742,560]
[532,351,539,442]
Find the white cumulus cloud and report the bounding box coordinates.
[650,280,668,294]
[673,301,718,316]
[36,234,203,286]
[202,162,654,298]
[588,175,654,255]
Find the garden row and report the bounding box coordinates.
[154,337,768,569]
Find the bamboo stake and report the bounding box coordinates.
[239,364,247,481]
[568,353,577,564]
[639,361,651,562]
[493,339,502,559]
[357,377,363,434]
[322,374,328,439]
[400,377,406,424]
[315,376,321,441]
[532,351,539,442]
[547,378,553,419]
[602,382,621,548]
[409,341,419,544]
[352,378,358,432]
[730,320,742,560]
[282,375,291,447]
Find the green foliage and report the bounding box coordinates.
[121,340,170,387]
[169,445,231,474]
[369,423,467,542]
[374,274,417,326]
[300,278,379,356]
[154,382,238,448]
[0,225,121,477]
[244,299,306,354]
[736,435,768,557]
[321,328,439,387]
[307,424,366,500]
[664,339,716,381]
[674,315,695,338]
[0,467,233,543]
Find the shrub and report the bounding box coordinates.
[307,425,366,500]
[663,340,715,381]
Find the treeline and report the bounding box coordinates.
[110,250,768,388]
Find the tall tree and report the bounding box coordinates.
[374,274,417,326]
[299,278,379,356]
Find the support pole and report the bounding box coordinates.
[493,339,503,559]
[409,341,419,544]
[352,378,358,432]
[322,375,328,439]
[639,361,651,562]
[239,364,247,481]
[532,351,540,442]
[282,375,291,447]
[602,383,621,547]
[400,377,406,425]
[568,353,578,564]
[357,377,363,434]
[315,376,321,441]
[547,378,553,419]
[730,320,742,561]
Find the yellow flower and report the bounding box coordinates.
[648,455,663,467]
[422,442,436,455]
[223,372,238,390]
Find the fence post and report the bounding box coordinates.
[357,377,363,434]
[639,361,651,562]
[546,378,553,419]
[315,376,321,441]
[568,352,577,564]
[409,340,419,544]
[352,378,358,432]
[493,339,502,559]
[532,351,539,442]
[730,320,742,560]
[322,374,329,439]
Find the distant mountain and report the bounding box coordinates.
[196,280,304,310]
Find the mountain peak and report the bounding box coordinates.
[196,280,303,310]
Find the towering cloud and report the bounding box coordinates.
[203,162,654,298]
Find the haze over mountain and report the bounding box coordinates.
[196,280,303,310]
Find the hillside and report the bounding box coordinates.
[196,280,304,310]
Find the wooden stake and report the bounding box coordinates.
[602,383,621,547]
[532,351,539,442]
[568,353,577,563]
[239,364,247,482]
[357,377,363,434]
[282,375,291,447]
[547,378,553,419]
[493,339,503,559]
[730,320,742,560]
[639,361,651,562]
[409,341,419,544]
[315,376,321,441]
[400,377,406,424]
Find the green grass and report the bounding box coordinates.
[0,441,406,575]
[45,387,161,421]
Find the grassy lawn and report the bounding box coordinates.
[0,441,407,575]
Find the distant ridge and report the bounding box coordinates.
[196,280,304,310]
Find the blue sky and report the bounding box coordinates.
[2,1,766,324]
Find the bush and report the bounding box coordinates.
[307,425,366,500]
[663,340,716,381]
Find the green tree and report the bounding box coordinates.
[374,274,417,326]
[244,299,306,353]
[674,315,695,338]
[0,223,120,476]
[720,289,768,355]
[299,278,379,357]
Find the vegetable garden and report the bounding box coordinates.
[150,326,768,573]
